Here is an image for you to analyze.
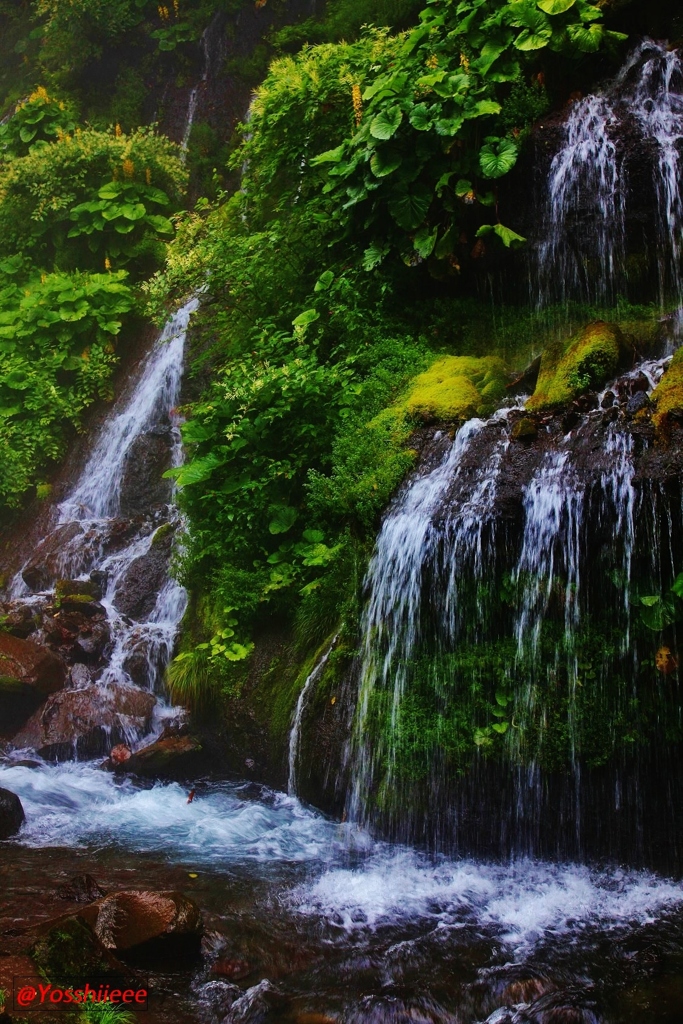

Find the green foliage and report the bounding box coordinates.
[0,269,134,505]
[303,0,623,267]
[80,1001,137,1024]
[0,86,77,157]
[68,179,174,264]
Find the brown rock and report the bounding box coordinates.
[10,683,156,759]
[21,522,84,591]
[211,958,252,981]
[0,633,67,694]
[55,874,107,903]
[0,633,67,736]
[79,890,202,952]
[121,733,203,778]
[110,743,132,764]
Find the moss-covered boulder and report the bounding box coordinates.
[651,347,683,430]
[403,355,507,422]
[527,322,631,411]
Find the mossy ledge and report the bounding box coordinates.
[527,321,632,411]
[651,347,683,430]
[402,355,507,423]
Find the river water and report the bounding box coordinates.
[2,760,683,1024]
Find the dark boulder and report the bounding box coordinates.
[0,786,25,839]
[10,683,156,760]
[114,530,173,621]
[119,428,174,517]
[31,912,126,980]
[0,601,42,639]
[55,578,103,603]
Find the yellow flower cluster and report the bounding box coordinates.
[122,158,135,179]
[460,52,470,72]
[158,5,170,21]
[352,84,362,126]
[173,0,179,15]
[426,54,439,69]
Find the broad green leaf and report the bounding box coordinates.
[435,116,464,136]
[169,454,222,487]
[492,721,509,734]
[409,103,433,131]
[476,222,526,247]
[145,214,174,234]
[369,106,403,140]
[479,137,519,178]
[310,143,346,165]
[98,182,123,199]
[434,227,455,259]
[292,308,320,329]
[388,183,432,230]
[363,241,390,271]
[413,225,438,258]
[268,505,298,535]
[538,0,576,12]
[370,147,402,177]
[302,529,325,544]
[314,270,335,292]
[639,595,660,607]
[671,573,683,599]
[566,22,604,51]
[467,99,502,118]
[120,203,146,221]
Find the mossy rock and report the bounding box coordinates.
[651,347,683,430]
[152,521,175,546]
[402,355,507,422]
[54,578,101,602]
[31,915,115,983]
[511,416,538,441]
[527,321,630,411]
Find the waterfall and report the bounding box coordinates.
[537,40,683,312]
[8,296,199,746]
[537,94,624,306]
[287,636,337,797]
[181,19,215,155]
[347,408,519,826]
[346,352,681,861]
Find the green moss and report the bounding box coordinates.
[31,916,111,983]
[651,347,683,430]
[152,521,175,546]
[402,355,507,422]
[527,321,628,411]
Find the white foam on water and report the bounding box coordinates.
[292,850,683,951]
[0,761,360,865]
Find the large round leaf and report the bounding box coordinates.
[409,103,434,131]
[537,0,576,12]
[388,183,432,230]
[370,147,402,178]
[566,22,604,52]
[479,138,519,178]
[370,106,403,140]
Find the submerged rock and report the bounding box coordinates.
[0,786,25,839]
[10,683,156,760]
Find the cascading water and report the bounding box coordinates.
[536,41,683,314]
[288,636,337,797]
[346,351,683,867]
[7,296,198,749]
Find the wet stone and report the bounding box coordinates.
[55,874,107,903]
[0,786,25,839]
[626,390,650,416]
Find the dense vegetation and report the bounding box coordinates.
[1,0,677,770]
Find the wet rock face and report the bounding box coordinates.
[21,523,84,592]
[55,874,107,903]
[114,530,173,621]
[0,633,68,737]
[112,732,204,778]
[0,786,25,839]
[79,889,202,953]
[10,683,156,760]
[119,427,174,517]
